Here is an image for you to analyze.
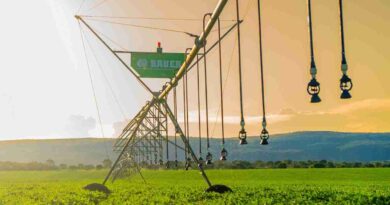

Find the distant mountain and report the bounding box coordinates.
[0,132,389,165]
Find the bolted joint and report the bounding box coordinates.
[240,119,245,128]
[195,36,206,48]
[262,119,267,128]
[175,125,181,134]
[341,62,348,75]
[310,61,317,78]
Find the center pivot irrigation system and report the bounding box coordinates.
[76,0,353,193]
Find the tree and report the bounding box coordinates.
[84,164,95,170]
[277,163,287,169]
[59,164,67,169]
[102,159,113,169]
[46,159,55,167]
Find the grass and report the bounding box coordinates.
[0,168,389,204]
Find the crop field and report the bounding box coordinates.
[0,168,389,204]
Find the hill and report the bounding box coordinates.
[0,132,389,165]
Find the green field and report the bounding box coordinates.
[0,168,389,204]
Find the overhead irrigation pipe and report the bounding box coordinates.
[158,0,229,100]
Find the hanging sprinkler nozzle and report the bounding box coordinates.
[185,157,191,170]
[260,128,269,145]
[239,129,247,145]
[340,73,352,99]
[174,160,178,168]
[307,78,321,103]
[206,152,213,165]
[198,156,204,165]
[306,0,321,104]
[220,148,228,161]
[259,119,269,145]
[339,0,352,99]
[340,55,352,100]
[165,161,170,169]
[238,120,247,145]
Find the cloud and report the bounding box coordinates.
[327,98,390,115]
[110,98,390,138]
[64,115,96,137]
[269,98,390,133]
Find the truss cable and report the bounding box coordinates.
[173,88,178,167]
[83,15,236,22]
[77,17,154,96]
[216,18,228,161]
[77,0,86,14]
[83,29,127,121]
[78,23,110,161]
[83,0,112,14]
[257,0,270,145]
[196,54,204,164]
[236,0,248,145]
[92,27,129,51]
[306,0,321,103]
[203,13,213,165]
[338,0,353,99]
[85,18,198,37]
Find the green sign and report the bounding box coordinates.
[131,52,186,78]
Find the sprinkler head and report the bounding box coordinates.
[175,125,181,134]
[185,162,190,170]
[198,156,204,165]
[238,128,248,145]
[307,78,321,103]
[220,148,228,161]
[206,152,213,165]
[185,158,191,170]
[260,128,269,145]
[340,74,352,99]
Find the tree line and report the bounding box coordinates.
[0,159,389,171]
[0,159,112,171]
[200,160,390,169]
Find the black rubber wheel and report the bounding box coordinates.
[83,183,111,194]
[205,184,232,193]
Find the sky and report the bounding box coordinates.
[0,0,389,140]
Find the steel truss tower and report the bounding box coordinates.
[77,0,232,190]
